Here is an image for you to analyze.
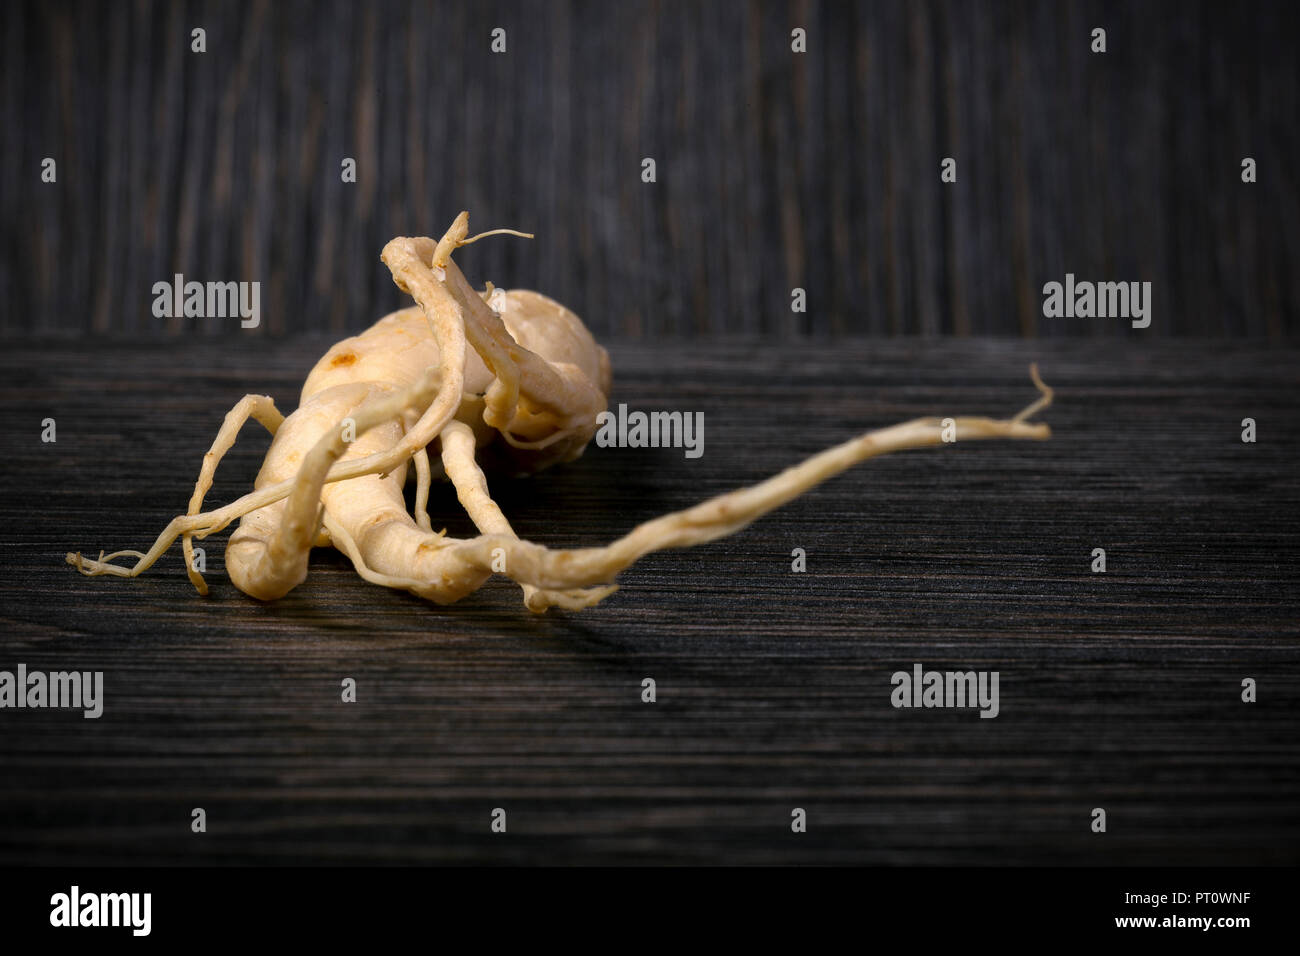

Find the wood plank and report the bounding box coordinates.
[0,338,1296,864]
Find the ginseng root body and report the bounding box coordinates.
[68,212,1053,612]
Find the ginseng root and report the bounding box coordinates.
[67,212,1053,612]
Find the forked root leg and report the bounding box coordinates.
[438,420,617,612]
[183,394,284,594]
[67,393,284,589]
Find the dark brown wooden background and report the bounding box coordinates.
[2,0,1297,339]
[1,0,1297,868]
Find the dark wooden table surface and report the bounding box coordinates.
[0,337,1296,865]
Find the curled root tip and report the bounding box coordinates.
[524,583,621,613]
[66,548,148,578]
[1012,363,1054,424]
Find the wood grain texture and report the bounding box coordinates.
[0,338,1296,865]
[2,0,1297,338]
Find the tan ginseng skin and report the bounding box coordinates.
[67,211,1051,613]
